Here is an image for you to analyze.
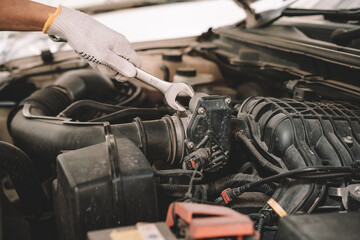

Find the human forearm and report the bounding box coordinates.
[0,0,55,31]
[0,1,141,80]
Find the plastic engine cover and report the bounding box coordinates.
[238,97,360,170]
[237,97,360,213]
[54,138,158,240]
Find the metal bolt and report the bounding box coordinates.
[187,141,195,150]
[198,107,206,115]
[225,98,231,105]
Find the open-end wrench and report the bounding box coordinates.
[135,67,194,111]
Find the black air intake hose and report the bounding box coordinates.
[18,69,116,116]
[11,112,183,167]
[20,85,72,116]
[0,141,48,215]
[53,69,116,101]
[9,70,184,177]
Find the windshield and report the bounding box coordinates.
[32,0,360,11]
[2,0,359,64]
[0,0,244,63]
[33,0,113,9]
[33,0,200,13]
[291,0,360,9]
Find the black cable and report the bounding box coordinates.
[243,166,356,187]
[255,214,265,233]
[283,8,360,22]
[295,172,354,179]
[57,100,125,118]
[156,166,217,205]
[215,166,360,204]
[185,165,199,199]
[239,162,258,175]
[154,169,204,182]
[89,107,174,123]
[254,211,271,236]
[158,184,189,198]
[205,173,275,196]
[156,167,203,199]
[158,172,275,204]
[114,81,143,106]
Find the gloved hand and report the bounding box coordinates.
[43,6,141,81]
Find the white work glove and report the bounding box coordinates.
[45,6,141,81]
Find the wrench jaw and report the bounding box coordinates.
[165,84,194,111]
[171,101,187,112]
[165,91,186,112]
[181,83,195,98]
[134,68,195,111]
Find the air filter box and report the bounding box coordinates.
[54,138,158,240]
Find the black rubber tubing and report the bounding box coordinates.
[53,69,116,100]
[90,107,174,123]
[0,141,48,215]
[158,173,276,198]
[57,99,125,118]
[205,173,276,196]
[10,69,182,169]
[11,112,179,167]
[214,166,360,204]
[18,69,117,117]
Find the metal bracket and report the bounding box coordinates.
[328,184,360,209]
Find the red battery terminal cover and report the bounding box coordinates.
[166,202,259,240]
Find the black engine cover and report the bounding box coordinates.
[239,97,360,169]
[237,97,360,213]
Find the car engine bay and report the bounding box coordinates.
[1,6,360,240]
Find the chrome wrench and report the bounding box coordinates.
[135,67,194,111]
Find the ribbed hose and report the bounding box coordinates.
[205,173,276,196]
[10,69,185,180]
[20,85,72,116]
[158,173,276,199]
[0,141,48,215]
[157,184,189,198]
[53,69,116,100]
[11,112,183,172]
